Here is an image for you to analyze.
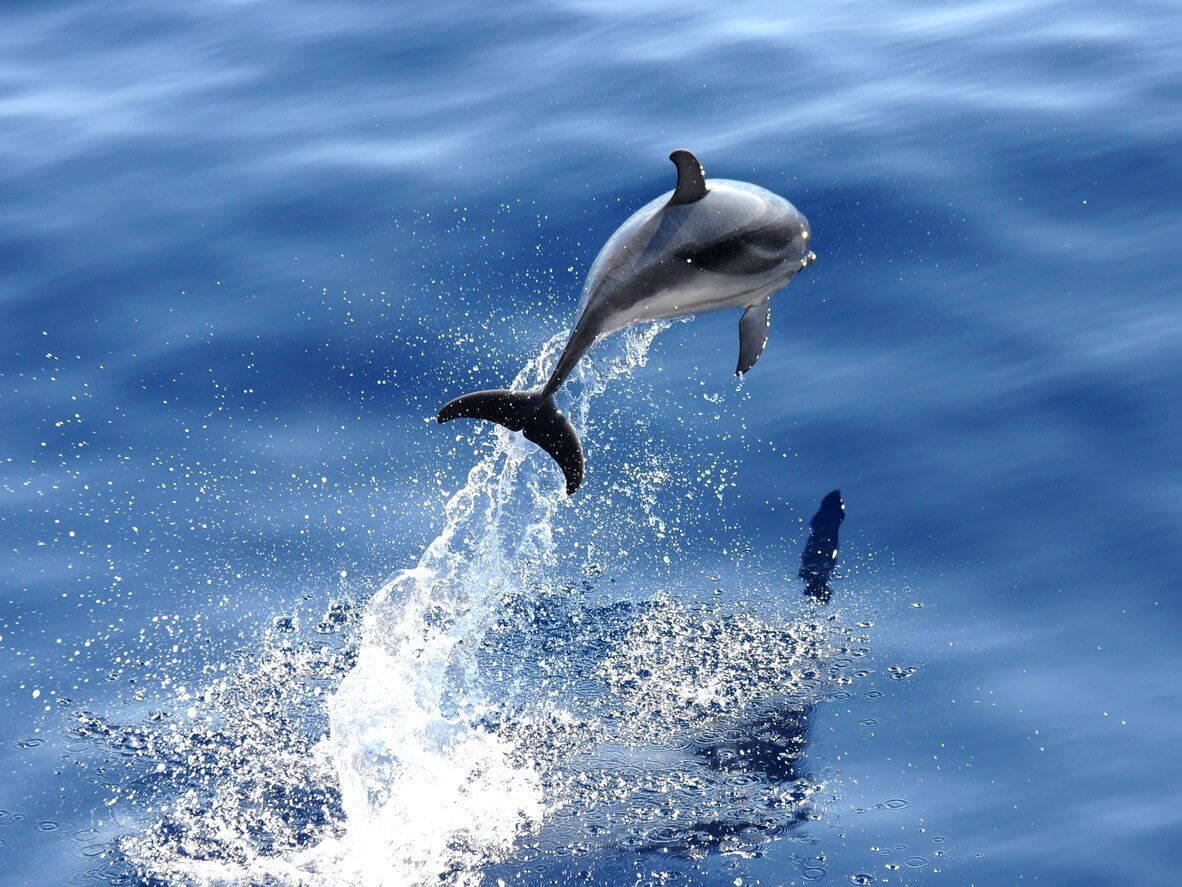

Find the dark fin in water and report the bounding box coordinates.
[437,390,585,495]
[799,489,844,603]
[668,149,708,205]
[736,297,771,375]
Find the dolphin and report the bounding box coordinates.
[438,149,815,494]
[799,489,845,603]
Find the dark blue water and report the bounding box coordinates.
[2,0,1181,884]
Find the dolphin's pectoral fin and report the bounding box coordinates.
[668,149,708,205]
[736,298,771,375]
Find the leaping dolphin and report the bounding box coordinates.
[438,149,815,494]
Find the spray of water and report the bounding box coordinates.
[87,321,873,886]
[300,325,667,885]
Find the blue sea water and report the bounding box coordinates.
[2,0,1181,883]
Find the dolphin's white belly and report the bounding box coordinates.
[600,268,789,335]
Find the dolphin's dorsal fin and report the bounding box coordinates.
[668,149,708,205]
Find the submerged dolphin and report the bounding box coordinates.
[438,149,815,494]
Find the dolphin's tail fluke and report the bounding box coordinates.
[437,390,584,494]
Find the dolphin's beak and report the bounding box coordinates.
[801,250,817,269]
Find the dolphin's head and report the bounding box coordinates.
[671,181,816,285]
[798,217,816,270]
[768,193,814,276]
[745,192,814,286]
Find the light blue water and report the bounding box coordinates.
[2,0,1181,884]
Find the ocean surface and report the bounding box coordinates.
[2,0,1181,884]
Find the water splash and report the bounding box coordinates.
[81,321,874,886]
[82,625,355,885]
[300,325,668,885]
